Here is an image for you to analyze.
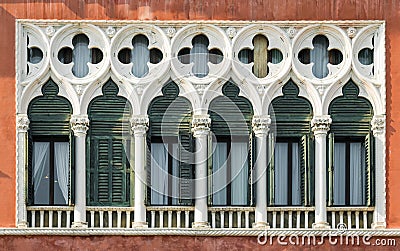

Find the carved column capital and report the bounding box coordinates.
[130,115,149,135]
[70,115,89,136]
[252,115,271,137]
[17,114,30,133]
[371,115,385,136]
[192,114,211,137]
[311,115,332,135]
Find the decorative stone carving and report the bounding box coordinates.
[347,27,357,38]
[311,115,332,134]
[106,26,116,37]
[17,114,30,133]
[252,115,271,137]
[286,27,297,38]
[166,27,176,38]
[70,115,90,136]
[371,115,385,136]
[130,115,149,135]
[192,115,211,137]
[226,27,237,39]
[45,26,56,37]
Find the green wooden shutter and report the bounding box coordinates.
[207,132,213,206]
[27,134,33,205]
[328,133,334,206]
[365,132,374,206]
[268,132,275,205]
[87,80,132,206]
[179,133,194,205]
[300,135,308,206]
[145,136,152,205]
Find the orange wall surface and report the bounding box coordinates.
[0,0,399,228]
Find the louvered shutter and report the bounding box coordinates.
[179,133,194,205]
[207,132,213,206]
[300,135,308,206]
[27,134,34,205]
[327,133,334,206]
[145,136,152,205]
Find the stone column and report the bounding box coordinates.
[70,115,89,228]
[371,115,386,229]
[131,115,149,228]
[311,115,331,229]
[16,114,29,228]
[252,115,270,229]
[192,114,211,228]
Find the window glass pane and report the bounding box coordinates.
[212,142,227,205]
[151,143,169,205]
[33,142,50,204]
[291,142,301,205]
[231,142,248,205]
[54,142,69,205]
[350,142,365,205]
[333,142,346,205]
[171,143,179,205]
[274,142,288,205]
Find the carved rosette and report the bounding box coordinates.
[311,115,332,135]
[192,115,211,137]
[371,115,385,136]
[252,115,271,137]
[17,114,30,133]
[130,115,149,135]
[70,115,90,136]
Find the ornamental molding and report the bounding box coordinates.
[70,115,89,136]
[130,115,149,135]
[371,115,385,136]
[191,115,211,137]
[16,114,30,133]
[251,115,271,137]
[311,115,332,134]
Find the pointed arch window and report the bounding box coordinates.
[209,82,254,206]
[328,81,374,206]
[147,82,194,206]
[268,81,314,206]
[87,80,133,206]
[27,80,73,206]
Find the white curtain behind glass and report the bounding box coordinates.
[54,142,69,204]
[334,143,346,205]
[350,143,365,205]
[191,35,209,78]
[151,143,168,205]
[274,143,288,205]
[72,34,90,78]
[212,143,227,205]
[132,35,150,78]
[33,142,50,204]
[311,35,329,78]
[291,143,301,205]
[231,142,248,205]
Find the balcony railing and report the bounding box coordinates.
[27,206,74,228]
[25,206,374,230]
[327,207,374,229]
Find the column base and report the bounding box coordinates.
[192,221,210,228]
[132,221,148,228]
[17,221,28,228]
[372,222,386,229]
[252,222,270,229]
[72,221,88,228]
[312,222,331,229]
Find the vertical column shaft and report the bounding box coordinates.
[17,114,29,228]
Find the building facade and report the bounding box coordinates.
[1,1,400,250]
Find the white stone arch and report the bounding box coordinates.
[18,72,79,115]
[322,75,382,115]
[80,72,138,116]
[202,71,262,116]
[139,77,200,115]
[263,74,320,116]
